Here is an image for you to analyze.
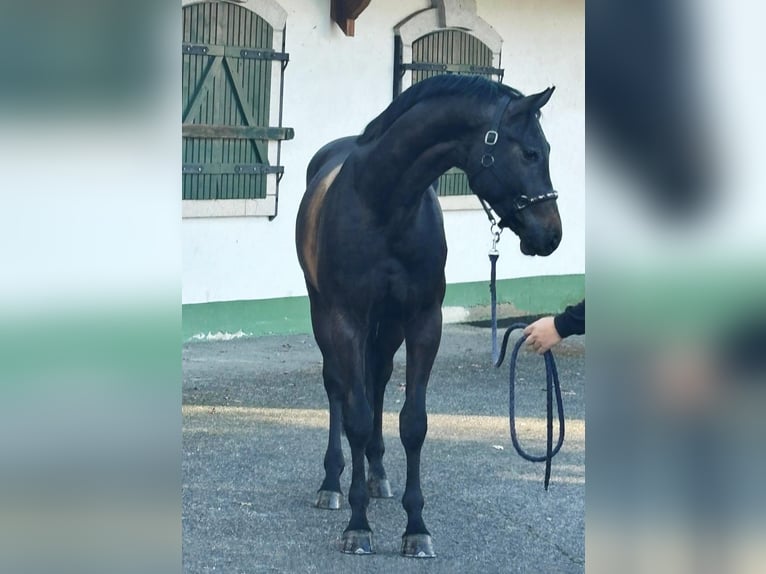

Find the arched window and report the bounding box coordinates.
[394,2,503,204]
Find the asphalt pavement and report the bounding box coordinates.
[182,323,585,573]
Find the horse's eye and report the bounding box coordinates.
[522,149,540,163]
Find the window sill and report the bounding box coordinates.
[182,197,276,218]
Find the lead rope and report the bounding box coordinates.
[487,222,566,490]
[494,324,566,490]
[489,241,500,364]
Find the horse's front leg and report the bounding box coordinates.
[399,304,441,558]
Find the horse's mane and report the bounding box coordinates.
[358,75,527,144]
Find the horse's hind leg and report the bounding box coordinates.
[307,286,345,510]
[366,320,404,499]
[316,365,345,510]
[399,304,441,558]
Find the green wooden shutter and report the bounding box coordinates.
[182,2,292,200]
[409,30,502,197]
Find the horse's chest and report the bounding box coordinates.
[317,193,446,310]
[372,253,445,310]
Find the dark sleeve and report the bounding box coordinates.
[554,299,585,338]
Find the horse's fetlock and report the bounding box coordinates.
[401,490,424,514]
[348,486,370,509]
[323,458,345,476]
[366,440,385,460]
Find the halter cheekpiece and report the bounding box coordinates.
[477,95,559,213]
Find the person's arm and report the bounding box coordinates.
[524,299,585,354]
[553,299,585,338]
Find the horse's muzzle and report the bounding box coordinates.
[499,217,561,256]
[520,235,560,256]
[518,222,562,256]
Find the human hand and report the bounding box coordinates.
[523,316,562,354]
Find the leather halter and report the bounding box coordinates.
[474,95,559,214]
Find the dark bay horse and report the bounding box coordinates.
[295,75,562,557]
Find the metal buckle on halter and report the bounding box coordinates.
[481,153,495,168]
[484,130,499,145]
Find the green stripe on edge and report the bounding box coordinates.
[183,274,584,341]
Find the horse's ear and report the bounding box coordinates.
[512,86,556,115]
[533,86,555,109]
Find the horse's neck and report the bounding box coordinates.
[355,99,486,213]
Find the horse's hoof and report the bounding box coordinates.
[367,477,393,498]
[401,533,436,558]
[315,490,342,510]
[340,530,374,555]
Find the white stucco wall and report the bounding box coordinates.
[182,0,584,304]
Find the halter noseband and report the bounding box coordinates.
[475,95,559,215]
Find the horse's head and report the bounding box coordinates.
[468,87,562,256]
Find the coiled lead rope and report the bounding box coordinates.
[489,251,566,490]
